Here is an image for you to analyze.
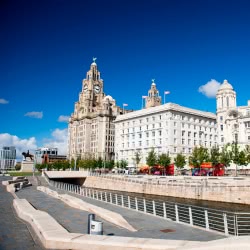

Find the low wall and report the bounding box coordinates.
[84,176,250,205]
[12,198,250,250]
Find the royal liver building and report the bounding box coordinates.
[68,59,125,161]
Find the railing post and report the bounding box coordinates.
[204,210,209,230]
[128,196,131,209]
[110,193,112,203]
[163,202,167,218]
[121,195,124,207]
[223,213,229,236]
[175,204,179,222]
[135,197,138,211]
[153,201,156,216]
[189,207,193,226]
[105,192,107,202]
[143,199,146,213]
[115,194,118,205]
[235,214,239,236]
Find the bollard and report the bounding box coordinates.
[88,214,95,234]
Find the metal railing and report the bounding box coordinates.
[43,173,250,236]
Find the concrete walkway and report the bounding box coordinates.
[0,176,45,250]
[21,176,226,241]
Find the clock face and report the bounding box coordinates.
[94,85,100,93]
[84,85,88,92]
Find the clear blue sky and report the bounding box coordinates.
[1,0,250,156]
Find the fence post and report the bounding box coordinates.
[189,207,193,226]
[163,202,167,219]
[223,213,229,236]
[235,214,238,236]
[115,194,118,205]
[135,197,138,211]
[204,210,209,230]
[175,204,179,222]
[143,199,147,213]
[153,201,156,216]
[121,195,124,207]
[128,196,131,209]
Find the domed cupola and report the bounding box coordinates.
[216,79,236,112]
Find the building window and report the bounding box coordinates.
[220,125,223,131]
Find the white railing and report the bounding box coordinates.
[43,174,250,236]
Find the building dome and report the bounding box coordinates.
[104,95,114,102]
[219,79,233,91]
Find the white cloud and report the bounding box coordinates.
[58,115,70,122]
[0,133,37,161]
[0,98,9,104]
[198,79,221,98]
[43,128,68,155]
[24,111,43,119]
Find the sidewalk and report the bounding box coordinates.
[0,176,45,250]
[15,176,227,241]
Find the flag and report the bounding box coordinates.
[164,91,170,95]
[142,96,147,99]
[123,103,128,106]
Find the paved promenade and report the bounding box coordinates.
[0,176,45,250]
[0,175,226,249]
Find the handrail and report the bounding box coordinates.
[46,178,250,236]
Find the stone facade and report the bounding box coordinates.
[68,59,128,161]
[216,79,250,147]
[115,99,217,166]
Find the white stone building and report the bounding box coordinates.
[0,146,16,171]
[68,59,128,161]
[114,82,217,166]
[216,80,250,147]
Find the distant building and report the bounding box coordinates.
[216,80,250,147]
[0,146,16,171]
[35,147,66,164]
[68,59,131,161]
[114,82,217,166]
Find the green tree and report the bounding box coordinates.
[174,153,186,170]
[120,159,128,169]
[133,151,142,171]
[158,153,171,167]
[189,146,209,168]
[146,149,157,167]
[209,145,220,166]
[220,144,231,168]
[245,145,250,164]
[230,142,248,176]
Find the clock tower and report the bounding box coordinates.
[145,79,162,108]
[68,58,125,162]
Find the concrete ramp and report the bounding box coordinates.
[37,186,137,232]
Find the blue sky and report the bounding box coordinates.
[1,0,250,158]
